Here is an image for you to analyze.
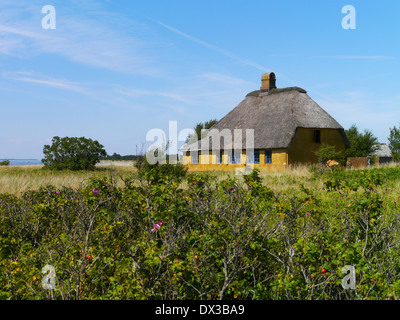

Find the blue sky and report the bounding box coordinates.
[1,0,399,158]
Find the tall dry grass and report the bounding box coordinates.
[2,162,397,196]
[0,165,137,195]
[0,164,316,195]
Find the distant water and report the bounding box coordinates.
[0,159,42,166]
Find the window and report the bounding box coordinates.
[247,149,260,164]
[216,150,223,164]
[230,150,239,164]
[314,130,321,143]
[192,152,199,165]
[265,150,272,164]
[254,149,260,164]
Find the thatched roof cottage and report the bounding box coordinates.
[181,72,349,172]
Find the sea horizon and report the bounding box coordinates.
[0,159,42,166]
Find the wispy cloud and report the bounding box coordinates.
[0,24,46,57]
[117,71,257,113]
[0,25,45,40]
[0,2,158,75]
[39,17,156,75]
[14,77,83,92]
[117,88,196,105]
[154,20,269,72]
[3,71,87,93]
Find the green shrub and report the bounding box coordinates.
[0,160,10,166]
[316,144,345,165]
[134,154,188,185]
[1,166,400,300]
[42,136,107,171]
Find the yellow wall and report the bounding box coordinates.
[287,128,346,165]
[183,149,288,172]
[182,128,346,171]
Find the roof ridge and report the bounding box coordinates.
[246,86,307,97]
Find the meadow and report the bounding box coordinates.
[0,164,133,195]
[2,162,400,300]
[0,163,319,195]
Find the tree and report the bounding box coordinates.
[42,136,107,170]
[345,124,378,158]
[186,119,218,143]
[388,124,400,161]
[0,160,10,166]
[101,153,139,161]
[315,144,345,165]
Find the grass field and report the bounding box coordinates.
[1,162,398,195]
[0,165,135,195]
[0,163,319,195]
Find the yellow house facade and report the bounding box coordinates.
[181,73,349,172]
[182,148,288,172]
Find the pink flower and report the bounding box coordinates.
[307,212,310,216]
[394,201,398,204]
[151,222,163,232]
[56,191,60,194]
[92,189,99,195]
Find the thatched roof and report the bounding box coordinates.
[373,143,392,157]
[181,87,349,151]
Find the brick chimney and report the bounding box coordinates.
[260,72,276,93]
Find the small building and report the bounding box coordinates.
[346,143,392,169]
[374,143,392,165]
[181,73,349,172]
[374,143,392,158]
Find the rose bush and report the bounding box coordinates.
[1,166,400,299]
